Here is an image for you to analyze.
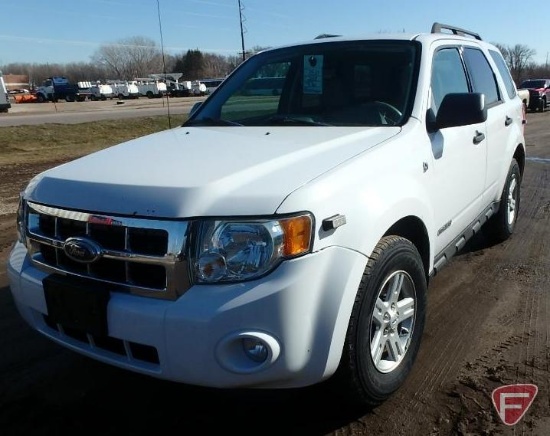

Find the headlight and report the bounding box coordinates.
[192,214,313,283]
[16,194,26,245]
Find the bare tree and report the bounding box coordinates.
[91,36,164,80]
[64,62,108,83]
[202,53,233,78]
[493,42,536,83]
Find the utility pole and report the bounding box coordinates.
[238,0,246,61]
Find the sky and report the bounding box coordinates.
[0,0,548,66]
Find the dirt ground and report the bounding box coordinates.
[0,109,549,435]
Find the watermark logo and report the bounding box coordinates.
[491,384,538,426]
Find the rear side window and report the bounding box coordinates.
[463,48,500,106]
[488,49,516,99]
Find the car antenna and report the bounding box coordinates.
[156,0,171,128]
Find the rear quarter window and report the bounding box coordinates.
[488,49,517,100]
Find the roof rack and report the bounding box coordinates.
[314,34,341,40]
[431,22,482,40]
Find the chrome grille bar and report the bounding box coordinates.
[25,201,192,300]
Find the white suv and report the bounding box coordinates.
[8,23,525,408]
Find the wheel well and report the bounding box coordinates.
[513,145,526,179]
[384,216,430,277]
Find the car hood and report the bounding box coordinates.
[25,126,399,217]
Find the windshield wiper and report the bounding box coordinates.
[267,115,331,126]
[185,117,243,126]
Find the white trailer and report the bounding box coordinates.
[133,78,167,98]
[0,71,11,113]
[110,81,140,99]
[90,83,115,101]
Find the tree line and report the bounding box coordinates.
[493,43,543,85]
[0,36,264,87]
[0,36,545,88]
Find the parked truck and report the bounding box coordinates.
[8,23,526,409]
[109,81,140,99]
[519,78,550,112]
[89,82,115,101]
[35,77,89,102]
[132,78,167,98]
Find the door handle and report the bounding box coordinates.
[505,116,513,126]
[473,130,485,144]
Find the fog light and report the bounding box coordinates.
[242,337,269,363]
[216,331,280,374]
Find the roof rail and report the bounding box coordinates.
[431,22,482,40]
[315,33,341,40]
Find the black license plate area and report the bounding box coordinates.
[43,276,110,337]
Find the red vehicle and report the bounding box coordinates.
[519,78,550,112]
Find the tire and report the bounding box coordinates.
[332,235,427,408]
[484,158,521,243]
[146,91,154,99]
[36,94,45,103]
[540,98,546,112]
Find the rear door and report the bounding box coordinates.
[480,48,524,201]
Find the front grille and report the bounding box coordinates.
[25,201,191,300]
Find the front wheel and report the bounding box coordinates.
[332,235,427,408]
[484,158,521,243]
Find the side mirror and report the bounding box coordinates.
[432,93,487,131]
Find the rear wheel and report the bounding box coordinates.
[484,158,521,243]
[332,235,427,408]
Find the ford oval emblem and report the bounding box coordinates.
[63,237,103,263]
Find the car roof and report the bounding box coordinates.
[258,23,491,54]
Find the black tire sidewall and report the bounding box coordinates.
[489,159,521,240]
[502,160,521,234]
[347,237,427,405]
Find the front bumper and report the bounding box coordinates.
[8,241,367,389]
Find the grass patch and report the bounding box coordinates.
[0,115,187,166]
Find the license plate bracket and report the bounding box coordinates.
[43,275,110,337]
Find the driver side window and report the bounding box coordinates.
[431,48,469,116]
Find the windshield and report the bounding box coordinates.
[185,40,419,127]
[520,80,546,89]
